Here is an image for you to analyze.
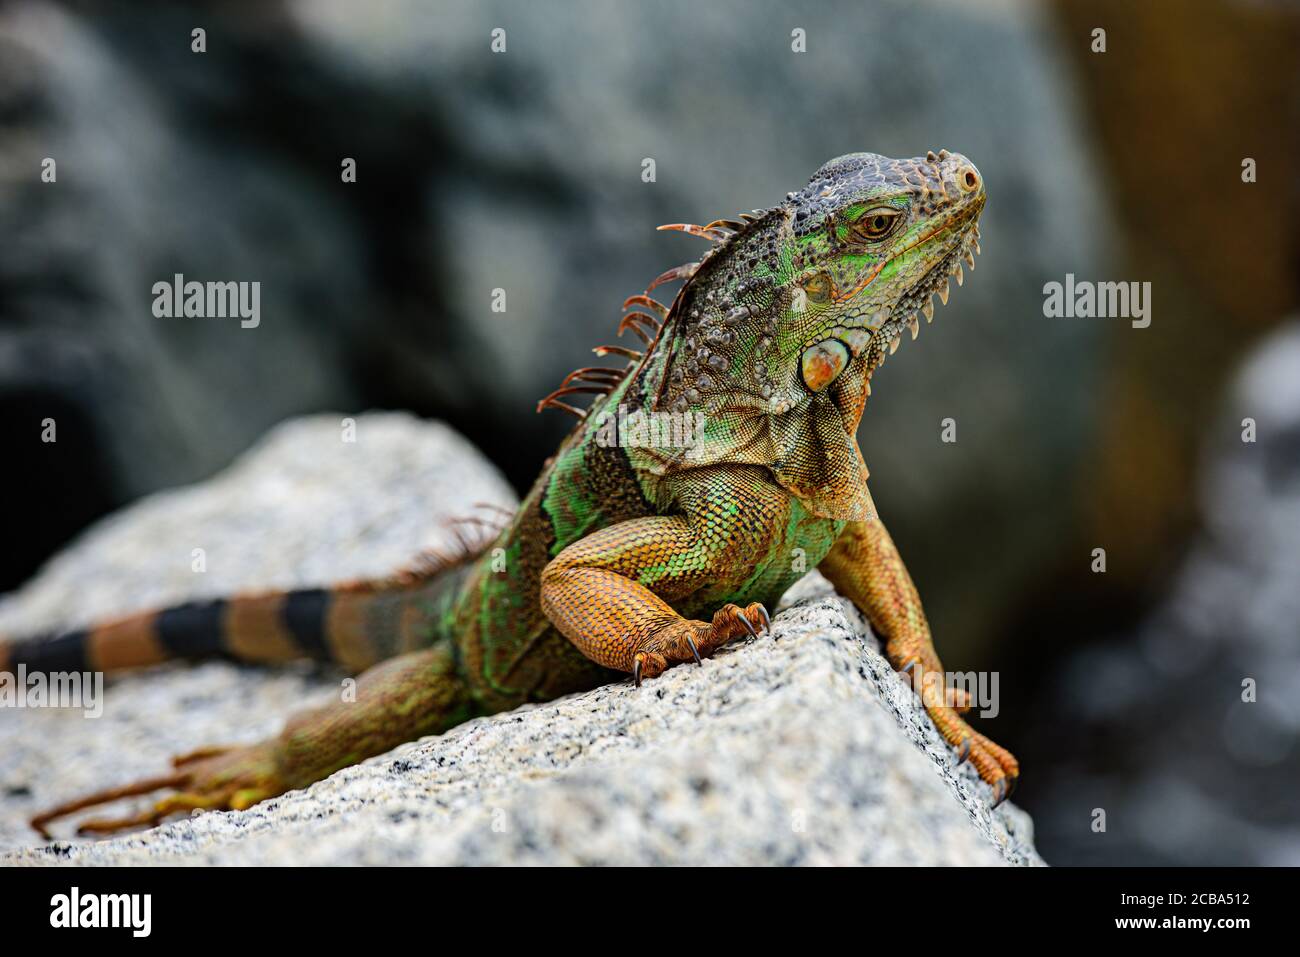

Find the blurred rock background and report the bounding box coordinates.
[1028,322,1300,865]
[0,0,1295,864]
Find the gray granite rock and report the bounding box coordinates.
[0,411,517,854]
[1,414,1041,865]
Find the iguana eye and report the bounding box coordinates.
[801,338,850,393]
[849,208,902,243]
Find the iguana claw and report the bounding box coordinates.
[684,633,702,665]
[715,602,769,643]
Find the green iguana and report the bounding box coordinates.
[8,150,1018,837]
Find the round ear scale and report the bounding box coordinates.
[800,338,850,393]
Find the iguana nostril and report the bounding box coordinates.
[962,168,979,191]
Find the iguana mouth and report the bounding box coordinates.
[872,220,982,365]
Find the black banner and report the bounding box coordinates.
[0,866,1279,942]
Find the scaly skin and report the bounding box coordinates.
[19,149,1018,836]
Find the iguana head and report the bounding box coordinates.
[645,150,985,520]
[780,149,984,382]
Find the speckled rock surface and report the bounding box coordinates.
[0,414,1041,865]
[0,411,516,855]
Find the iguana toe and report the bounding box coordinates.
[31,740,286,838]
[890,654,1020,807]
[711,602,771,643]
[629,602,772,686]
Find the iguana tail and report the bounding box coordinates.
[0,552,478,678]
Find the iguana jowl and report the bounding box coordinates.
[9,150,1018,836]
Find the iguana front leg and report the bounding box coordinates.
[818,498,1020,804]
[541,467,777,683]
